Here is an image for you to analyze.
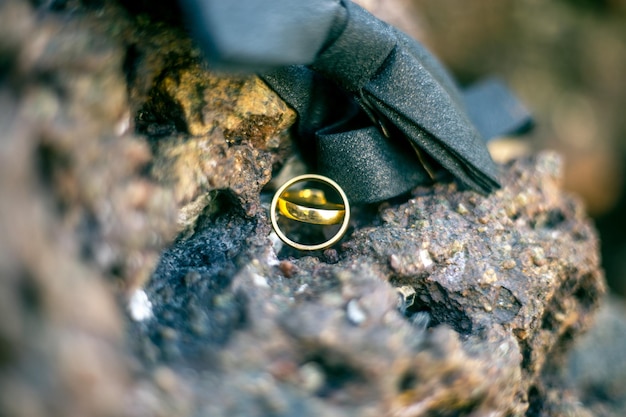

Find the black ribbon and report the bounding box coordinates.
[182,0,532,204]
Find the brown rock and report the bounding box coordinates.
[0,1,294,416]
[124,11,296,228]
[159,67,295,144]
[0,7,137,417]
[135,153,605,417]
[344,153,604,389]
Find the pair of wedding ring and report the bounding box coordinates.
[270,174,350,251]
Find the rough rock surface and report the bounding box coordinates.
[0,1,293,416]
[134,152,604,417]
[0,1,612,417]
[122,4,296,231]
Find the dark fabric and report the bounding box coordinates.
[312,3,395,92]
[317,126,432,203]
[262,67,436,204]
[179,0,346,72]
[311,1,500,194]
[463,78,533,140]
[184,0,532,203]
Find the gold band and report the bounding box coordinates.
[270,174,350,251]
[281,189,328,206]
[277,192,345,225]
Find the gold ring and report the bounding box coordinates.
[277,192,345,225]
[270,174,350,251]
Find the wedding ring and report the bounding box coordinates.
[277,192,345,225]
[270,174,350,251]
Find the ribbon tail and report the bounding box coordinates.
[366,93,500,194]
[359,37,502,193]
[462,78,534,140]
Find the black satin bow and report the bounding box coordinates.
[182,0,532,204]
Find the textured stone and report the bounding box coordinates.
[0,1,295,416]
[135,153,605,417]
[0,2,142,416]
[125,11,296,229]
[159,67,295,141]
[0,0,180,290]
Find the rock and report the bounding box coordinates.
[0,1,166,416]
[409,0,626,298]
[0,1,610,417]
[124,8,296,229]
[150,131,276,229]
[154,67,295,142]
[0,0,296,285]
[0,0,294,416]
[135,153,605,417]
[345,152,604,383]
[0,0,180,290]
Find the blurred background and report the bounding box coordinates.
[359,0,626,297]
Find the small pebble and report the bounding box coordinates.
[450,240,464,254]
[300,362,325,393]
[323,248,339,263]
[346,299,367,325]
[419,249,434,269]
[515,193,529,206]
[128,289,153,322]
[295,283,309,295]
[390,254,401,272]
[531,247,547,266]
[279,260,297,278]
[504,203,518,218]
[252,272,269,288]
[482,268,498,284]
[501,259,517,270]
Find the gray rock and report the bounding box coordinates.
[136,153,605,417]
